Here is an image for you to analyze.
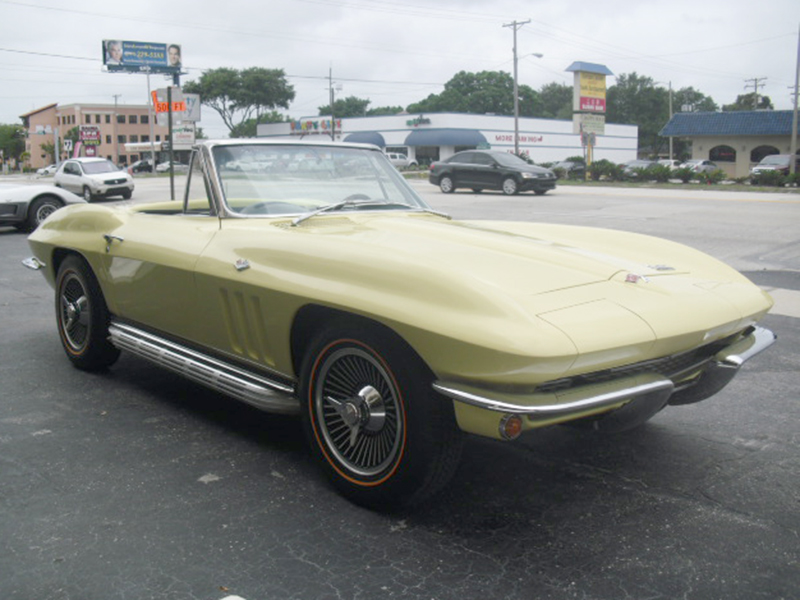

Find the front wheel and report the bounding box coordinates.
[55,256,120,371]
[82,186,94,202]
[300,320,463,509]
[502,177,519,195]
[439,176,455,194]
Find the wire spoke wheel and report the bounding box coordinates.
[58,273,91,354]
[54,256,120,370]
[314,346,404,479]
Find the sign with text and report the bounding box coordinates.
[103,40,182,74]
[79,125,101,146]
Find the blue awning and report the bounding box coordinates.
[405,128,487,147]
[343,131,386,147]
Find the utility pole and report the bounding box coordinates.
[112,94,121,165]
[790,24,799,175]
[744,77,768,110]
[503,19,530,156]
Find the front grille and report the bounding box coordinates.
[535,330,747,394]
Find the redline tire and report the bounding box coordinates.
[300,320,463,509]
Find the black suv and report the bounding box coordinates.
[429,150,557,195]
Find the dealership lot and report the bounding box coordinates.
[1,176,798,600]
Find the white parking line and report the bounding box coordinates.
[763,287,800,319]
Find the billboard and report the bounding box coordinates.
[103,40,182,74]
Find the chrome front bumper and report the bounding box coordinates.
[433,326,776,429]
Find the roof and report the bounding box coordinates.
[565,62,614,76]
[19,103,57,118]
[660,110,800,137]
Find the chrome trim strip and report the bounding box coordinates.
[108,321,299,415]
[433,376,675,417]
[717,326,776,367]
[435,326,775,417]
[21,257,46,271]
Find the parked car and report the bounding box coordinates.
[552,160,586,179]
[679,159,719,173]
[750,154,799,176]
[36,164,58,177]
[128,159,153,174]
[385,152,418,168]
[622,159,657,177]
[657,159,682,170]
[54,157,134,202]
[429,150,557,195]
[24,139,775,509]
[156,161,189,173]
[0,183,84,232]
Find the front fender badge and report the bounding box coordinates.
[625,273,650,284]
[234,258,250,272]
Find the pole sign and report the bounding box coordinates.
[103,40,182,74]
[79,125,101,146]
[566,62,612,136]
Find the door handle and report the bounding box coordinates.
[103,234,124,253]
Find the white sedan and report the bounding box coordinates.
[0,183,84,232]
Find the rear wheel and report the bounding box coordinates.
[24,196,62,232]
[300,320,463,509]
[55,256,120,371]
[439,176,455,194]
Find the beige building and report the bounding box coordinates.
[20,103,170,170]
[660,110,800,178]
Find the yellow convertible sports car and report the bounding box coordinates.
[24,140,776,508]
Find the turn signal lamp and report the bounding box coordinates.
[499,414,523,441]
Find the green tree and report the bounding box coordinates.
[319,96,371,118]
[0,123,26,162]
[722,93,774,111]
[537,82,572,119]
[672,86,717,113]
[183,67,295,134]
[406,71,538,117]
[607,73,669,155]
[367,106,404,116]
[229,111,286,138]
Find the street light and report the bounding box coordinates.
[504,20,542,155]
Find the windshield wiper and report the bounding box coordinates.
[291,199,450,226]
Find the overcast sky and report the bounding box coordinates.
[1,0,798,138]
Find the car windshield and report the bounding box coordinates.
[492,153,530,167]
[760,155,787,165]
[83,160,119,174]
[211,144,431,217]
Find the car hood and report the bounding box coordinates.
[231,213,771,353]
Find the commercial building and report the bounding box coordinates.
[20,102,170,170]
[257,112,638,165]
[660,110,800,178]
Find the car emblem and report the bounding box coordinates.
[234,259,250,271]
[625,273,650,284]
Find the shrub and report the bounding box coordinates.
[673,167,695,183]
[751,170,786,187]
[647,164,672,183]
[696,169,726,185]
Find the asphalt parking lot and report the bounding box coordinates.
[1,177,798,599]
